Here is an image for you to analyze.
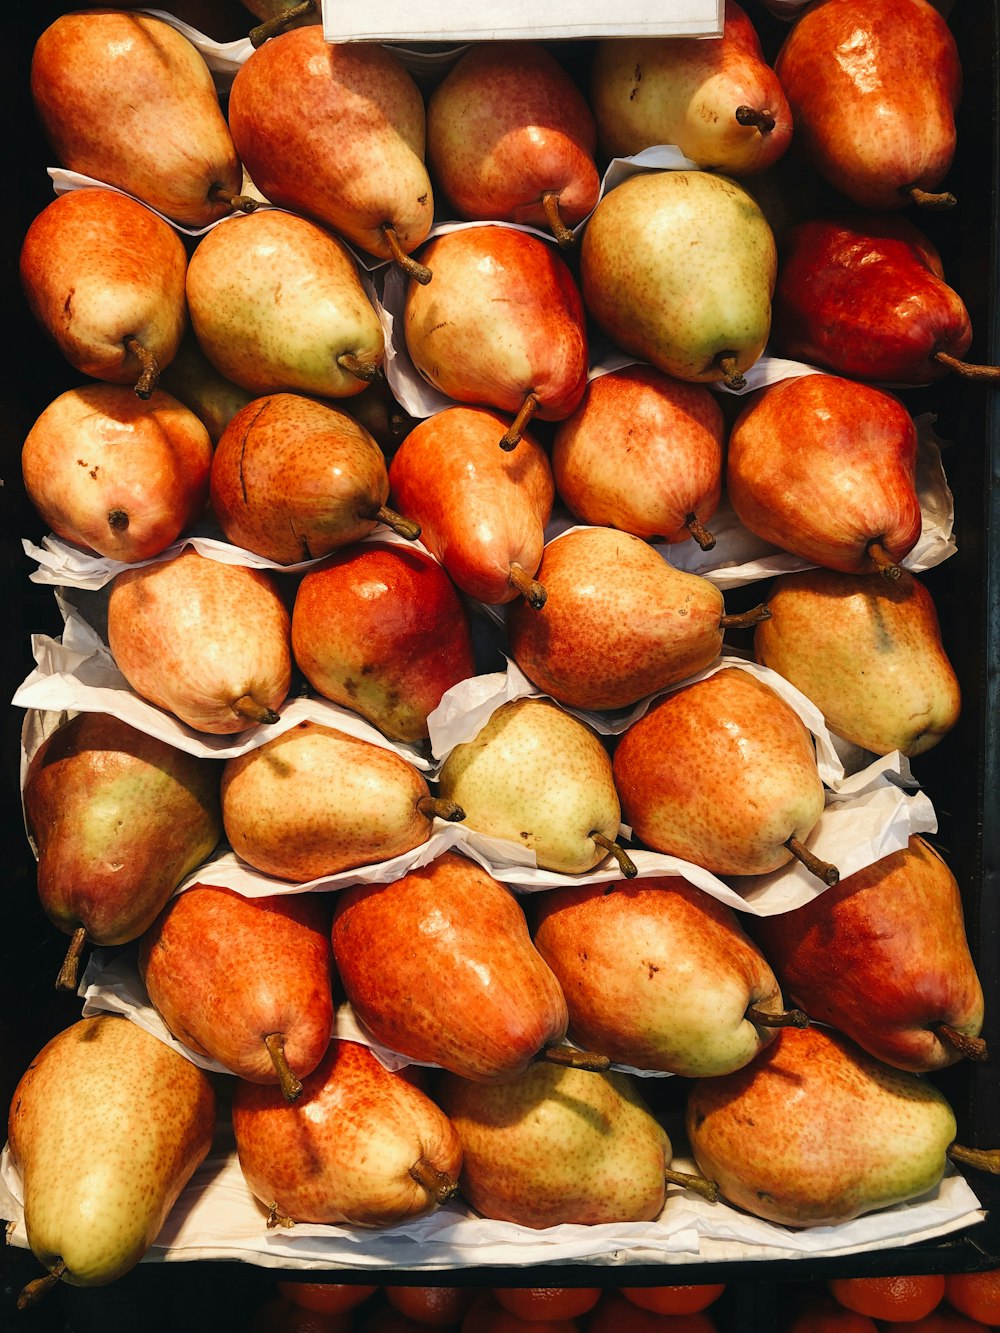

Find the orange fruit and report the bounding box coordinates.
[785,1292,879,1331]
[493,1289,601,1321]
[587,1291,717,1333]
[462,1292,580,1333]
[946,1269,1000,1325]
[254,1298,358,1333]
[388,1287,481,1326]
[279,1284,379,1316]
[620,1285,725,1315]
[875,1314,989,1331]
[828,1274,946,1322]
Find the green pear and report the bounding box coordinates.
[158,333,255,445]
[579,170,776,389]
[436,697,635,877]
[9,1015,216,1305]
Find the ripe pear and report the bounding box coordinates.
[158,332,255,444]
[186,210,385,398]
[219,720,465,881]
[579,171,776,390]
[106,548,292,734]
[613,667,838,884]
[23,712,222,992]
[436,1062,717,1228]
[437,697,635,877]
[31,11,249,227]
[20,189,188,399]
[506,527,769,711]
[22,383,213,563]
[9,1015,216,1302]
[753,567,961,756]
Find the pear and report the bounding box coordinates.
[437,697,636,877]
[753,567,961,756]
[30,11,251,227]
[579,171,776,390]
[106,548,292,734]
[506,527,770,711]
[9,1015,216,1304]
[185,210,385,398]
[219,720,465,881]
[23,712,222,992]
[435,1062,717,1228]
[158,332,255,444]
[612,667,838,884]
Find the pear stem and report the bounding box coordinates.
[17,1261,66,1310]
[264,1032,303,1103]
[409,1157,459,1205]
[374,504,421,540]
[717,355,747,391]
[416,795,466,823]
[785,836,840,886]
[685,513,716,551]
[734,105,776,133]
[266,1202,295,1229]
[933,351,1000,382]
[664,1168,720,1203]
[123,336,159,400]
[720,602,771,630]
[746,1002,809,1029]
[232,694,280,726]
[337,352,380,383]
[947,1143,1000,1175]
[508,562,547,609]
[249,0,316,46]
[867,539,903,581]
[207,184,258,214]
[903,184,957,210]
[55,926,88,993]
[934,1022,989,1062]
[541,1043,611,1072]
[541,190,576,248]
[499,393,540,452]
[591,831,638,879]
[382,224,432,285]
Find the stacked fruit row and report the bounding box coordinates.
[7,0,996,1309]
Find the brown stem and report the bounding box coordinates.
[17,1261,66,1310]
[123,336,159,400]
[948,1143,1000,1174]
[746,1002,809,1029]
[208,184,258,214]
[720,602,771,630]
[409,1157,459,1204]
[933,351,1000,382]
[508,562,547,609]
[499,392,540,452]
[903,184,957,210]
[416,795,465,823]
[382,224,432,285]
[541,1043,611,1072]
[934,1022,989,1062]
[717,354,747,391]
[266,1202,295,1229]
[232,694,280,726]
[337,351,380,383]
[249,0,316,46]
[735,105,776,133]
[591,831,638,879]
[664,1168,720,1203]
[785,836,840,886]
[107,508,129,531]
[867,539,903,581]
[264,1032,303,1103]
[541,190,576,249]
[55,926,87,993]
[685,513,716,551]
[374,504,421,540]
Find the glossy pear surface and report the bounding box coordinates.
[9,1015,216,1289]
[580,171,776,385]
[686,1025,958,1226]
[330,852,568,1081]
[754,566,960,756]
[613,667,825,876]
[437,698,623,875]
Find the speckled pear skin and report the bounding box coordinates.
[437,698,623,874]
[330,853,568,1082]
[530,876,785,1076]
[436,1063,674,1227]
[686,1024,958,1226]
[9,1015,216,1289]
[612,667,825,875]
[579,171,776,384]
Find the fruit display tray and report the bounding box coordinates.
[2,0,999,1316]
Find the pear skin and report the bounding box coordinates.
[158,333,255,444]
